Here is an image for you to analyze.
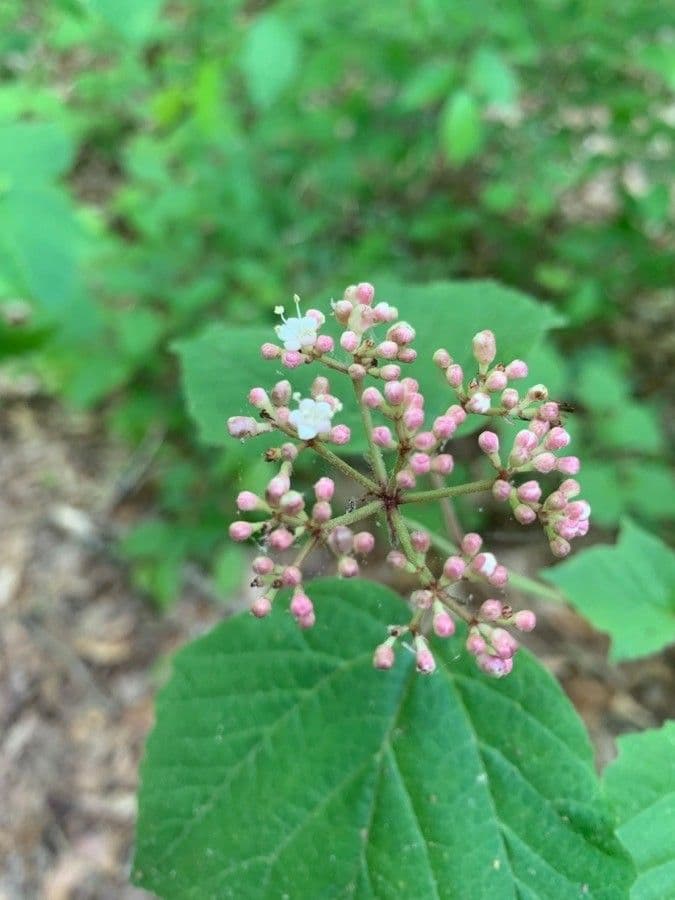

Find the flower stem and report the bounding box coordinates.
[324,499,384,532]
[308,441,379,493]
[353,381,388,486]
[401,478,494,505]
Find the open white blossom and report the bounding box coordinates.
[289,398,334,440]
[274,297,318,352]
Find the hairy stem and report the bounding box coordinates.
[430,473,464,545]
[353,381,388,486]
[308,440,379,493]
[401,478,494,505]
[324,499,384,532]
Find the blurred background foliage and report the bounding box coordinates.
[0,0,672,604]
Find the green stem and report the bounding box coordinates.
[401,478,494,505]
[353,381,388,486]
[307,441,378,493]
[324,499,384,531]
[402,514,565,603]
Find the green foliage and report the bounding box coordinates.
[543,520,675,661]
[176,279,560,449]
[603,722,675,899]
[134,578,633,898]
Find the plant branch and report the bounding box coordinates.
[353,381,388,486]
[401,478,494,505]
[324,499,384,531]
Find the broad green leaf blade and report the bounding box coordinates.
[241,13,300,109]
[603,722,675,900]
[0,121,74,184]
[439,90,485,165]
[176,280,561,448]
[543,520,675,661]
[88,0,164,43]
[134,578,633,899]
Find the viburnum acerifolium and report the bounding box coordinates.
[227,283,590,678]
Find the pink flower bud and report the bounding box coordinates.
[402,376,419,394]
[252,556,275,575]
[433,348,451,369]
[372,425,395,448]
[312,501,332,522]
[297,610,316,629]
[411,589,433,609]
[266,474,290,503]
[356,282,375,304]
[472,330,497,366]
[290,591,313,619]
[433,610,456,638]
[538,401,560,422]
[555,518,578,540]
[567,500,591,521]
[491,628,518,658]
[329,526,353,555]
[340,330,360,353]
[348,363,366,381]
[472,552,497,577]
[306,308,325,326]
[443,556,466,580]
[461,533,483,556]
[480,599,503,621]
[490,564,509,587]
[261,342,280,360]
[387,550,408,570]
[410,453,431,475]
[353,531,375,555]
[281,566,302,587]
[492,479,512,502]
[433,416,457,440]
[446,404,467,425]
[517,480,542,503]
[398,348,417,363]
[477,654,513,678]
[333,299,353,323]
[528,418,549,439]
[227,416,258,438]
[384,381,405,405]
[545,491,566,511]
[338,556,359,578]
[478,431,500,455]
[485,370,508,392]
[532,452,557,474]
[376,340,398,359]
[515,429,538,453]
[514,504,537,525]
[513,610,536,632]
[545,426,571,450]
[415,643,436,675]
[251,596,272,618]
[466,631,487,655]
[373,643,395,669]
[280,491,305,515]
[576,519,590,537]
[281,441,298,459]
[413,431,436,452]
[560,478,581,497]
[229,521,253,541]
[432,454,454,475]
[446,364,464,388]
[268,528,295,551]
[314,477,335,502]
[315,334,334,353]
[330,425,351,445]
[466,392,490,414]
[271,380,292,405]
[237,490,260,511]
[549,536,571,558]
[396,469,416,489]
[410,530,430,553]
[501,388,520,409]
[379,364,401,381]
[388,322,415,345]
[248,387,269,408]
[505,359,528,379]
[282,350,303,368]
[557,456,580,475]
[403,407,425,431]
[360,388,381,410]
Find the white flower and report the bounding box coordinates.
[289,398,334,440]
[274,296,318,352]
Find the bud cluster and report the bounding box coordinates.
[225,282,590,679]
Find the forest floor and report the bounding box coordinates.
[1,394,673,899]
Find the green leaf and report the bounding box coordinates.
[468,47,519,106]
[621,462,675,521]
[600,404,665,455]
[88,0,164,43]
[241,13,300,109]
[578,461,624,528]
[176,280,561,448]
[134,578,633,898]
[0,122,74,185]
[543,519,675,661]
[603,722,675,899]
[439,90,485,165]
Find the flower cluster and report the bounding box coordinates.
[226,282,591,678]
